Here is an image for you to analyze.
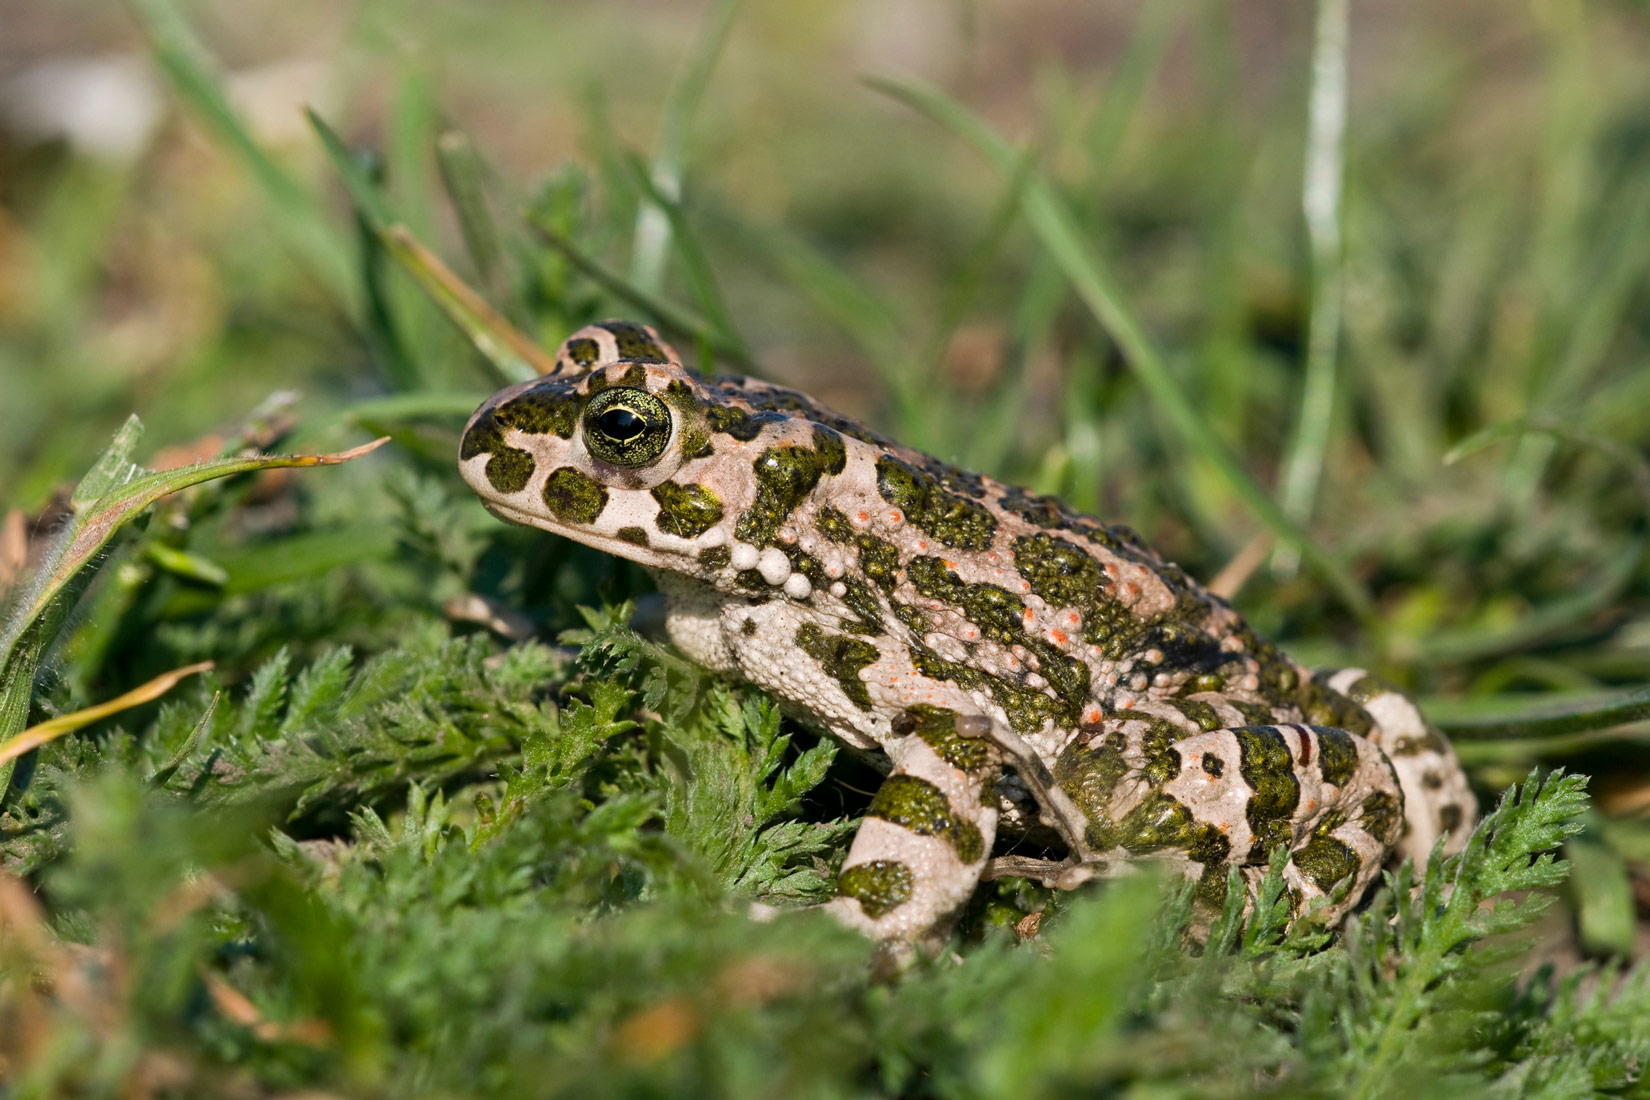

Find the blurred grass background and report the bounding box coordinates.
[4,0,1650,976]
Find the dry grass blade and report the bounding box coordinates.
[0,661,214,768]
[200,969,333,1046]
[383,226,560,378]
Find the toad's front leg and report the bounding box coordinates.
[827,707,1000,944]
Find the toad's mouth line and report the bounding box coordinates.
[480,496,709,562]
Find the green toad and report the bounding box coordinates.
[459,320,1476,943]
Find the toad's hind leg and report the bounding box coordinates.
[826,708,1000,944]
[1172,724,1407,926]
[1317,669,1476,862]
[1058,723,1407,927]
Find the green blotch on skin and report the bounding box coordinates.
[1237,630,1382,736]
[482,449,534,493]
[794,622,879,711]
[1231,699,1275,726]
[698,545,731,570]
[1235,726,1301,862]
[875,455,997,551]
[1313,808,1350,836]
[1135,618,1229,683]
[1342,672,1401,704]
[786,548,829,588]
[608,363,648,389]
[1168,698,1222,732]
[563,336,600,367]
[460,386,580,490]
[1139,719,1182,785]
[705,402,785,441]
[1091,790,1230,866]
[1010,531,1223,668]
[893,602,929,634]
[817,506,855,543]
[659,378,714,460]
[1201,753,1225,778]
[867,774,984,864]
[1194,864,1232,911]
[1298,679,1374,738]
[908,646,1066,733]
[813,426,847,474]
[856,535,901,591]
[651,481,724,539]
[598,320,668,362]
[836,576,885,635]
[1234,628,1305,704]
[1315,727,1361,788]
[894,706,991,773]
[1055,734,1130,837]
[1012,533,1107,607]
[615,526,649,546]
[1000,489,1070,528]
[735,432,846,547]
[908,556,1021,643]
[1188,820,1232,867]
[1392,728,1450,757]
[541,466,608,525]
[1292,834,1362,892]
[837,860,914,919]
[464,388,580,453]
[1080,599,1158,660]
[906,555,1090,717]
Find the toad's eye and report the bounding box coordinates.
[582,387,672,467]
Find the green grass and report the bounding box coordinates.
[3,1,1650,1095]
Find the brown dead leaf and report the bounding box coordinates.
[611,996,700,1065]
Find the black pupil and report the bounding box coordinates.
[598,407,646,440]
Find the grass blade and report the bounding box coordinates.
[872,75,1377,626]
[630,0,746,293]
[1446,417,1650,515]
[125,0,353,306]
[1437,684,1650,743]
[530,217,753,373]
[1413,536,1644,664]
[435,128,525,322]
[308,110,555,382]
[0,425,385,795]
[622,152,750,364]
[1274,0,1351,577]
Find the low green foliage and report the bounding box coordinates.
[6,680,1643,1098]
[5,0,1650,1094]
[0,421,1639,1095]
